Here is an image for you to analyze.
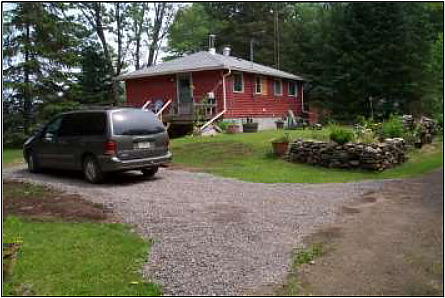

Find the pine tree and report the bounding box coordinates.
[3,2,84,133]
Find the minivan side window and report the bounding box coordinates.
[59,113,107,137]
[45,117,63,136]
[59,114,82,137]
[80,113,106,136]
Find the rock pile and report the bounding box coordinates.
[418,116,436,145]
[289,139,407,171]
[402,115,415,130]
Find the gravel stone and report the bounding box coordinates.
[4,166,385,295]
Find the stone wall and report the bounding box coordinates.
[289,138,407,171]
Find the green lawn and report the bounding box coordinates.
[3,183,161,296]
[3,149,24,166]
[171,130,443,183]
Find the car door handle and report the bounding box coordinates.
[59,140,68,145]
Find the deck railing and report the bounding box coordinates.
[167,101,217,118]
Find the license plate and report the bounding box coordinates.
[135,141,151,149]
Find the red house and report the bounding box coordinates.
[119,48,306,130]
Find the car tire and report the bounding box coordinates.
[83,156,104,184]
[27,151,41,173]
[141,166,159,178]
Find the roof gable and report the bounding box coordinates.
[119,51,303,81]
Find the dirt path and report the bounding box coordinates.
[280,169,443,296]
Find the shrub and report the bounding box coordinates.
[328,124,354,145]
[3,131,28,149]
[271,133,290,143]
[217,121,230,131]
[357,129,377,144]
[379,115,405,139]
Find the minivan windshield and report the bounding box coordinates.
[112,109,165,135]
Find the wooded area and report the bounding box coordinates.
[3,2,443,147]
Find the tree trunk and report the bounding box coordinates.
[23,23,31,134]
[147,3,166,67]
[93,3,118,104]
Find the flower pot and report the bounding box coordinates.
[243,122,258,133]
[275,121,284,130]
[272,141,289,156]
[226,124,241,134]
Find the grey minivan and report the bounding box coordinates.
[23,108,172,183]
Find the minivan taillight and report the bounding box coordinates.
[104,140,117,155]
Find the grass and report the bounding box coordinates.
[2,183,161,296]
[279,243,327,296]
[3,149,24,166]
[170,130,443,183]
[293,243,325,267]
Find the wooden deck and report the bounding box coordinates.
[162,102,217,125]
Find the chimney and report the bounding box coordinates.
[223,46,231,56]
[208,34,216,55]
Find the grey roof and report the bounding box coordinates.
[118,51,304,81]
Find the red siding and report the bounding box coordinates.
[225,73,303,118]
[125,75,177,107]
[125,69,303,118]
[125,70,224,109]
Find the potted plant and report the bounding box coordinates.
[226,123,241,134]
[271,133,290,156]
[275,118,285,130]
[242,117,259,133]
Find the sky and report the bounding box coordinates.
[2,2,189,73]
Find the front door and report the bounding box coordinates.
[177,73,193,114]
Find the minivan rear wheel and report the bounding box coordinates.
[27,151,41,173]
[141,167,158,178]
[83,156,104,184]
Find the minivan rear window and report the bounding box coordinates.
[112,109,165,135]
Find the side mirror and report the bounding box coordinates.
[44,132,54,142]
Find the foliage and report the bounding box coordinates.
[38,101,81,122]
[167,4,225,57]
[170,130,443,183]
[356,129,377,144]
[3,132,28,149]
[216,121,231,132]
[76,44,113,104]
[421,33,444,118]
[328,124,355,144]
[379,115,406,139]
[168,3,443,120]
[3,3,85,134]
[293,243,325,267]
[271,133,290,143]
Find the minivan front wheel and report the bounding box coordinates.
[83,156,104,184]
[141,167,158,178]
[27,151,41,173]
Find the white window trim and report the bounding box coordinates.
[274,79,283,96]
[288,81,297,97]
[233,72,244,93]
[254,76,263,94]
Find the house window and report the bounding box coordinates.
[255,76,262,94]
[233,72,244,93]
[288,82,298,96]
[274,79,282,96]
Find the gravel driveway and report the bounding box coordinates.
[4,166,385,295]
